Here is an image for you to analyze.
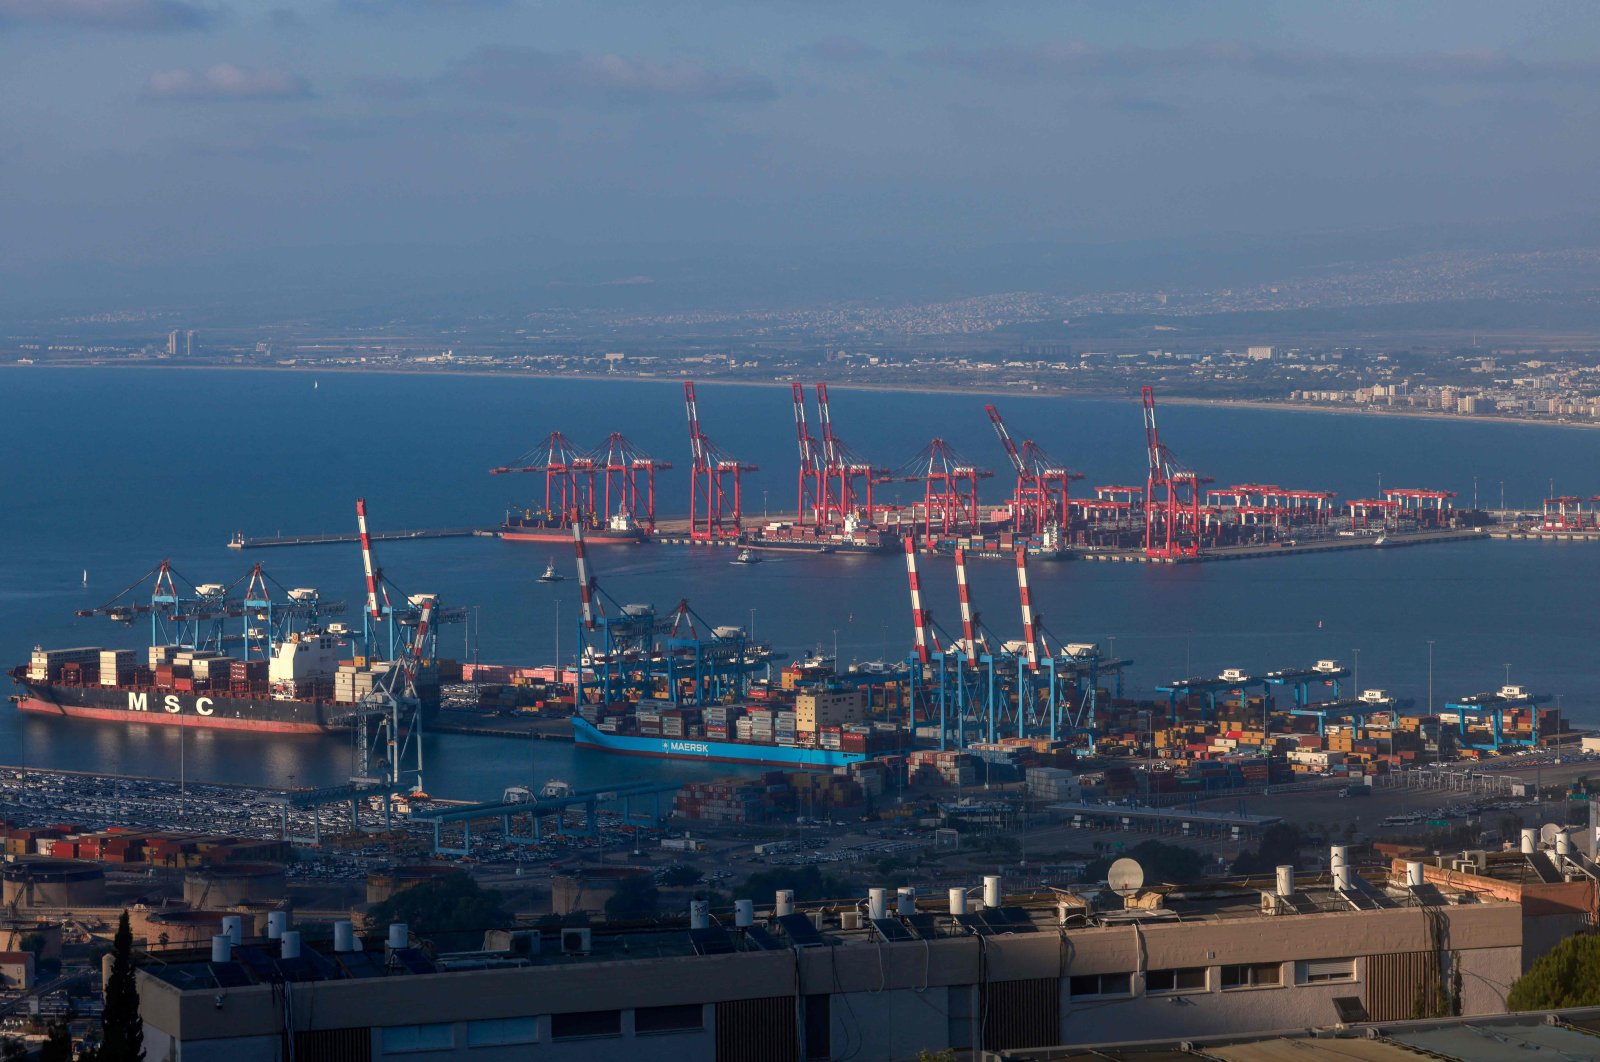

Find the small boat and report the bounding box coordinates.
[1373,535,1388,547]
[81,569,87,588]
[538,559,565,582]
[731,548,762,565]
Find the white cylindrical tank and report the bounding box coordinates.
[210,935,231,964]
[1521,828,1538,854]
[1332,863,1351,891]
[689,900,711,930]
[897,887,917,917]
[333,920,355,953]
[1275,865,1295,898]
[221,915,243,946]
[266,911,288,940]
[1329,845,1348,869]
[734,899,754,927]
[983,875,1002,909]
[868,888,888,921]
[1556,831,1571,856]
[1406,861,1425,887]
[948,888,968,916]
[387,923,408,949]
[775,890,795,917]
[280,931,301,959]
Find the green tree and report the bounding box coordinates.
[367,872,508,952]
[604,876,661,922]
[38,1021,72,1062]
[1507,934,1600,1010]
[1085,840,1206,886]
[98,911,144,1062]
[657,865,703,888]
[1231,824,1306,876]
[740,865,861,904]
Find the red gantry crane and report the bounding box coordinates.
[489,431,597,531]
[985,403,1082,536]
[590,432,669,535]
[791,383,827,526]
[814,383,894,528]
[1141,386,1208,558]
[898,439,992,540]
[683,382,756,542]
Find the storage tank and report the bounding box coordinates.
[1,859,107,908]
[366,865,464,905]
[182,863,287,908]
[143,909,228,948]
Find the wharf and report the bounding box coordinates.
[1490,528,1600,542]
[1077,526,1489,563]
[227,527,496,549]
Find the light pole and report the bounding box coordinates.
[1427,640,1434,712]
[749,608,757,643]
[832,629,839,666]
[1353,648,1360,694]
[1504,662,1511,687]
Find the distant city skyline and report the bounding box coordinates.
[3,1,1599,314]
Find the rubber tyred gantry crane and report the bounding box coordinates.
[683,382,757,543]
[1142,386,1208,558]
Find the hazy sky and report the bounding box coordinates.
[3,0,1599,309]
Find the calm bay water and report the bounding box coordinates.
[2,367,1598,800]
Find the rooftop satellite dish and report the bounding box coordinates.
[1108,858,1145,897]
[1540,822,1563,846]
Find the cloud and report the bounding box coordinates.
[447,47,778,106]
[145,63,313,100]
[801,36,883,64]
[0,0,215,30]
[910,40,1600,88]
[340,0,513,13]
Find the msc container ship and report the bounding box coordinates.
[10,636,438,735]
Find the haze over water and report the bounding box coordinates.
[3,368,1598,800]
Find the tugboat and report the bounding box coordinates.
[538,558,565,582]
[731,548,762,565]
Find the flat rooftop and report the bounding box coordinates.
[142,865,1504,989]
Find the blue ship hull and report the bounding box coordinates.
[571,716,876,770]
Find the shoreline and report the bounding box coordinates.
[5,359,1596,433]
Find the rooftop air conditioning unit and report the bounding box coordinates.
[560,929,591,956]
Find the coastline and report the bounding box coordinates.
[4,359,1594,433]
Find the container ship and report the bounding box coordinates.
[744,518,898,555]
[571,668,908,769]
[500,507,644,544]
[10,637,439,735]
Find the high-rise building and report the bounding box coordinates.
[166,330,182,357]
[185,330,196,357]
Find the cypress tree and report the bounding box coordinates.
[99,911,144,1062]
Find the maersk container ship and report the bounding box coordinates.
[571,716,884,769]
